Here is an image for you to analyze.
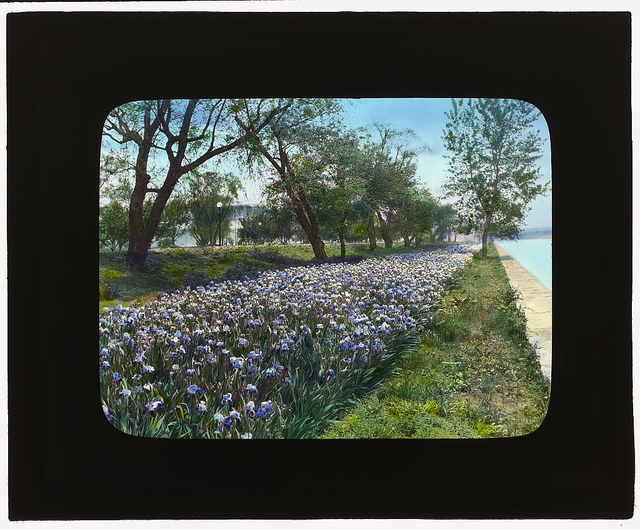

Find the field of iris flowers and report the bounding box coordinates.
[99,245,478,438]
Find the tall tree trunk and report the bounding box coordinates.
[367,212,377,250]
[339,232,346,259]
[285,187,327,260]
[376,209,393,248]
[481,229,489,257]
[126,231,155,269]
[308,230,328,260]
[126,169,178,269]
[481,215,492,257]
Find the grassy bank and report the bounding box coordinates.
[321,242,550,438]
[99,242,447,311]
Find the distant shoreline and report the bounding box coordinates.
[512,228,552,240]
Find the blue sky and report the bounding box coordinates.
[242,97,552,229]
[343,98,552,230]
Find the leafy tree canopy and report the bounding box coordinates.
[442,98,548,256]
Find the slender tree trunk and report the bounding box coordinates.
[481,215,492,257]
[286,188,327,260]
[339,232,346,259]
[376,210,393,248]
[481,230,489,257]
[308,231,328,260]
[367,212,377,250]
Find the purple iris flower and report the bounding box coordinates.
[186,384,205,396]
[244,384,258,396]
[260,400,274,414]
[144,398,164,415]
[231,357,245,369]
[102,404,116,422]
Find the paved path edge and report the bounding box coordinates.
[493,243,552,381]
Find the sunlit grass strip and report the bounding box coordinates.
[99,246,478,439]
[322,243,550,439]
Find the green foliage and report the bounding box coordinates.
[432,202,459,242]
[155,195,190,245]
[389,186,438,246]
[185,172,239,246]
[354,123,428,247]
[237,201,304,245]
[442,98,549,253]
[246,104,329,250]
[99,202,129,252]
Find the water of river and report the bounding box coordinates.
[496,238,552,291]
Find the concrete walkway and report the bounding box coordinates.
[494,243,552,381]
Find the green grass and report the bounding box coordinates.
[321,242,550,439]
[98,241,448,309]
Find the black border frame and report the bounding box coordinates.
[7,11,633,520]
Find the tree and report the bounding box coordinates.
[431,202,458,242]
[442,98,548,257]
[186,172,239,247]
[390,187,438,247]
[234,98,343,260]
[263,199,303,244]
[359,124,426,249]
[306,129,366,259]
[99,151,128,194]
[102,98,292,269]
[155,191,190,246]
[99,202,129,252]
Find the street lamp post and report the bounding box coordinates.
[217,201,223,246]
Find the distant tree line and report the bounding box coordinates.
[100,97,546,267]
